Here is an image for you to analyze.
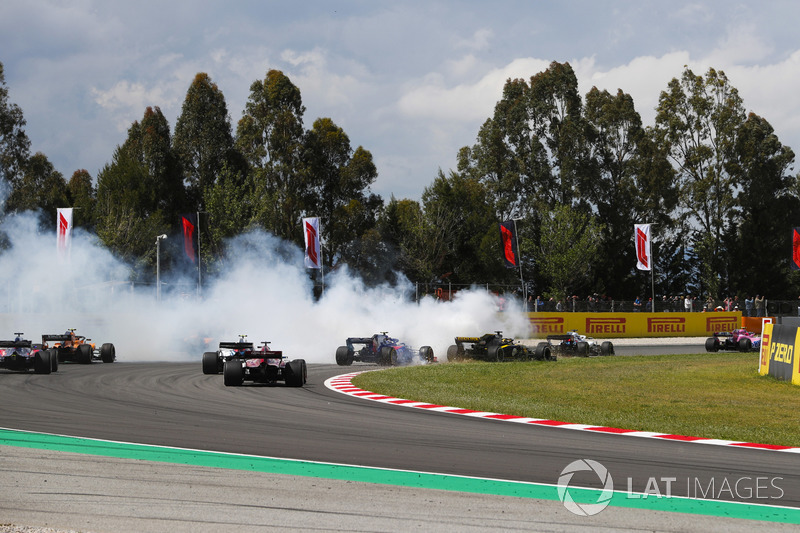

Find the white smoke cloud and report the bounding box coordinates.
[0,209,528,364]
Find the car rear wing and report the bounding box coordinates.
[42,334,72,342]
[546,334,574,341]
[0,340,32,348]
[218,342,254,350]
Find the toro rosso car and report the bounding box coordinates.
[335,332,434,366]
[202,336,253,374]
[0,333,56,374]
[447,331,554,362]
[705,329,761,352]
[42,329,115,364]
[222,341,307,387]
[537,330,614,358]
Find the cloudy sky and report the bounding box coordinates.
[2,1,799,201]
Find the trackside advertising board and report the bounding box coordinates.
[527,312,741,338]
[758,322,800,385]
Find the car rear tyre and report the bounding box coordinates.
[34,350,52,374]
[576,341,589,357]
[48,349,58,372]
[738,338,752,352]
[446,345,461,362]
[202,352,219,374]
[78,344,93,364]
[223,361,244,386]
[600,341,614,356]
[534,342,550,360]
[419,346,434,363]
[487,344,502,361]
[100,343,116,363]
[285,359,306,387]
[335,346,354,366]
[705,337,719,352]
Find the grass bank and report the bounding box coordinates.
[352,352,799,447]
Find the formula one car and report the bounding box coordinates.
[705,329,761,352]
[42,329,115,364]
[535,330,614,358]
[0,334,55,374]
[447,331,554,362]
[202,335,253,374]
[335,332,434,366]
[222,341,306,387]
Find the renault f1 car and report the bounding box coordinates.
[222,341,306,387]
[705,329,761,352]
[42,329,115,364]
[202,336,253,374]
[0,334,55,373]
[535,330,614,358]
[335,333,435,366]
[447,331,555,362]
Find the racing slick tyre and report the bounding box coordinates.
[600,341,615,356]
[202,352,219,374]
[738,338,752,352]
[379,346,393,366]
[78,344,93,364]
[34,350,52,374]
[100,343,116,363]
[487,344,502,362]
[705,337,719,352]
[446,345,461,362]
[385,348,398,366]
[534,342,551,361]
[223,361,244,386]
[419,346,434,363]
[285,359,307,387]
[335,346,354,366]
[576,341,589,357]
[49,349,58,372]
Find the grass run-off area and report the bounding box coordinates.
[352,352,799,447]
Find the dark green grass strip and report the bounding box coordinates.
[0,427,798,523]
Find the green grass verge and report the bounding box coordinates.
[352,352,799,447]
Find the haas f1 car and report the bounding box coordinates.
[705,329,761,352]
[202,336,253,375]
[447,331,555,362]
[536,330,615,358]
[42,329,115,364]
[335,333,434,366]
[0,333,56,374]
[220,341,307,387]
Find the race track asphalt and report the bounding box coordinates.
[0,343,798,532]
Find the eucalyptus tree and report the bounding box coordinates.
[584,87,677,298]
[236,69,306,241]
[174,73,238,209]
[726,112,800,298]
[66,169,96,228]
[0,61,30,189]
[654,67,746,297]
[7,152,68,228]
[303,117,379,266]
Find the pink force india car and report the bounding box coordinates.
[705,328,761,352]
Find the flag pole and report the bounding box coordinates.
[197,210,202,298]
[649,223,655,312]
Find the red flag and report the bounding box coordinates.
[57,208,73,262]
[500,220,517,268]
[303,217,321,269]
[792,228,800,270]
[635,224,651,271]
[181,214,198,264]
